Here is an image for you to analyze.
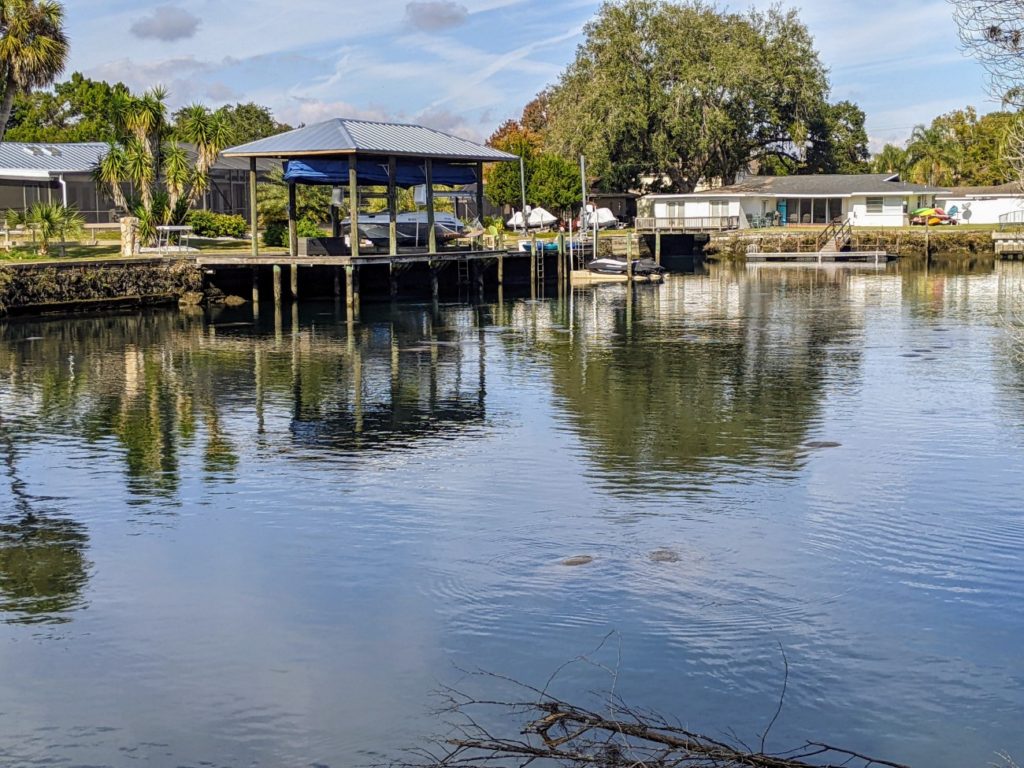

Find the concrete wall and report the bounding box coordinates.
[935,195,1024,225]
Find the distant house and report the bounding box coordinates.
[639,174,946,230]
[936,182,1024,226]
[0,141,276,224]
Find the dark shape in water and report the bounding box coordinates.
[805,441,842,449]
[561,555,594,566]
[649,549,680,563]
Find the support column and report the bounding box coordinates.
[273,264,282,304]
[430,263,439,300]
[353,266,361,320]
[388,156,398,256]
[475,260,485,302]
[626,233,634,282]
[290,264,299,300]
[655,231,662,265]
[389,263,399,297]
[345,265,355,310]
[249,158,259,260]
[425,159,436,254]
[557,232,565,286]
[349,153,360,258]
[333,266,342,297]
[475,162,485,249]
[287,182,298,257]
[530,233,537,297]
[251,267,260,304]
[497,254,504,285]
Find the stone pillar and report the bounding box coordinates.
[120,216,140,257]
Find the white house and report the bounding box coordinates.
[639,174,945,230]
[936,183,1024,226]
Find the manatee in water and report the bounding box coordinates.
[561,555,594,566]
[805,440,842,449]
[649,549,680,563]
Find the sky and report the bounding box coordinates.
[63,0,997,152]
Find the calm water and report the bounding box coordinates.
[1,264,1023,768]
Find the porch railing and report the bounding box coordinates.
[635,216,740,232]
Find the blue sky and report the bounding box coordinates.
[64,0,995,151]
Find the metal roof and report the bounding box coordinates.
[646,174,947,198]
[0,141,109,177]
[222,118,518,162]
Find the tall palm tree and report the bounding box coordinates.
[906,124,959,186]
[0,0,69,140]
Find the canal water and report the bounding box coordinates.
[1,264,1022,768]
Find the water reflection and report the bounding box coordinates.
[0,422,89,624]
[509,268,864,489]
[0,267,1022,768]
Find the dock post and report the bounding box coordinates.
[251,267,260,305]
[430,262,439,300]
[352,265,361,320]
[249,158,259,261]
[425,160,436,255]
[655,232,661,265]
[497,254,504,285]
[625,233,634,281]
[287,183,298,258]
[333,266,342,297]
[389,263,399,298]
[388,156,398,257]
[557,232,565,287]
[290,264,299,300]
[345,265,355,312]
[530,233,538,296]
[349,153,360,260]
[272,264,282,304]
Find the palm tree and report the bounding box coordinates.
[174,104,231,207]
[906,124,958,186]
[870,144,910,177]
[10,201,83,257]
[0,0,69,140]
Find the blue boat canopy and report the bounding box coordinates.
[283,157,479,187]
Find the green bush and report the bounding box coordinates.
[263,217,323,247]
[187,210,248,238]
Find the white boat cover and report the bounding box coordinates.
[507,207,558,229]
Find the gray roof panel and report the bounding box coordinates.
[222,118,517,162]
[0,141,109,175]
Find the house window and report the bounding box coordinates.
[709,200,729,218]
[866,196,884,214]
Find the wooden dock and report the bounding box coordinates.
[992,231,1024,258]
[746,250,891,263]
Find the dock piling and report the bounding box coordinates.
[273,264,281,304]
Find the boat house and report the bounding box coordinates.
[214,117,521,309]
[638,174,946,231]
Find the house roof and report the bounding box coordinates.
[222,118,518,162]
[645,174,946,199]
[941,182,1022,197]
[0,141,278,181]
[0,141,110,178]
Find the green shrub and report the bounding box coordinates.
[187,210,248,238]
[263,217,323,247]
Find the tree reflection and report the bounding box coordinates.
[0,422,89,625]
[516,268,864,487]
